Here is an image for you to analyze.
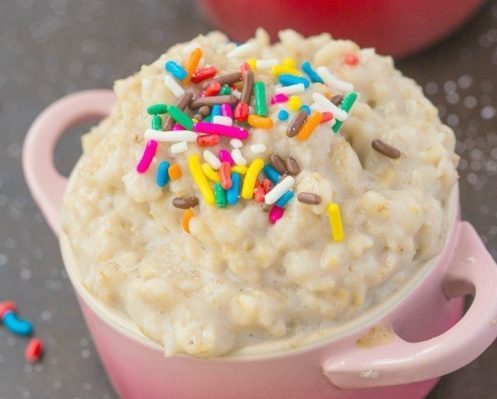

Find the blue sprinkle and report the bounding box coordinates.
[227,173,241,205]
[165,61,187,80]
[2,312,33,336]
[278,74,310,88]
[278,109,289,121]
[301,61,324,83]
[300,105,311,115]
[211,104,222,117]
[275,191,294,207]
[156,161,170,187]
[263,164,281,185]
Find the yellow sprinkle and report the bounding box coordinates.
[241,158,264,199]
[247,58,257,71]
[184,47,203,84]
[201,162,220,182]
[271,64,302,76]
[297,111,322,141]
[282,57,297,68]
[328,203,344,242]
[288,95,302,112]
[248,114,273,129]
[231,165,248,175]
[188,154,215,205]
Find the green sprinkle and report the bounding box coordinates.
[214,183,227,208]
[220,85,232,95]
[254,81,268,117]
[168,105,194,130]
[147,103,168,115]
[332,91,358,133]
[151,114,163,130]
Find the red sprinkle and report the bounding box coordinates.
[191,66,217,83]
[220,162,232,190]
[344,53,359,66]
[262,178,273,193]
[234,102,249,122]
[240,62,251,74]
[25,338,43,363]
[203,81,221,96]
[254,181,265,203]
[0,301,16,319]
[321,112,334,123]
[269,205,285,224]
[197,134,220,147]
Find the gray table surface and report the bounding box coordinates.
[1,1,496,398]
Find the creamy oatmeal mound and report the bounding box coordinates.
[62,29,459,357]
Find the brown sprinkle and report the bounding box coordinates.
[297,192,322,205]
[198,105,211,116]
[241,70,254,104]
[286,156,301,176]
[371,139,401,159]
[164,92,194,130]
[287,110,308,137]
[269,154,287,174]
[261,203,271,212]
[190,94,237,109]
[172,196,199,209]
[201,72,242,89]
[330,95,344,106]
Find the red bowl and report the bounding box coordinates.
[198,0,485,58]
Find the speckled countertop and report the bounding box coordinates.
[0,1,496,398]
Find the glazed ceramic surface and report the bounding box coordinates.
[22,90,497,399]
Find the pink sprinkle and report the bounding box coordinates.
[221,103,233,118]
[193,122,249,140]
[25,337,43,363]
[173,123,185,131]
[271,93,289,104]
[269,205,285,224]
[218,149,234,166]
[136,140,158,174]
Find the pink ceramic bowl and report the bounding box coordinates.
[23,91,497,399]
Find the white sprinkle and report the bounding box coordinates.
[227,42,255,58]
[316,66,354,93]
[170,141,188,154]
[265,176,295,205]
[144,129,197,142]
[164,75,185,98]
[274,83,306,95]
[250,144,266,154]
[230,138,243,149]
[212,115,233,126]
[256,59,278,69]
[232,89,242,99]
[231,148,247,166]
[203,150,221,169]
[312,93,348,121]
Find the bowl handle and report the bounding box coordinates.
[323,221,497,389]
[23,90,115,237]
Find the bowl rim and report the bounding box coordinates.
[60,179,460,360]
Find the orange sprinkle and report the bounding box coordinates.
[297,111,322,141]
[184,48,203,84]
[248,114,273,129]
[182,208,195,233]
[168,163,182,180]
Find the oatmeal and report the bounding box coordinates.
[62,29,458,357]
